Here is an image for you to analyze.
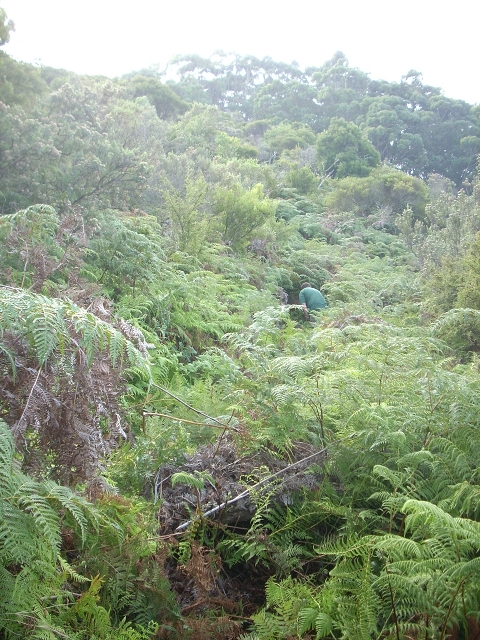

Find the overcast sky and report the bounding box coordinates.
[2,0,479,105]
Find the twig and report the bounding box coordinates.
[153,470,172,504]
[20,238,29,289]
[14,366,42,434]
[142,411,239,432]
[36,626,70,639]
[150,381,238,431]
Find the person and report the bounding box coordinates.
[299,282,327,319]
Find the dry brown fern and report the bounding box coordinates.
[0,288,150,487]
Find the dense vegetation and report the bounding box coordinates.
[2,7,480,639]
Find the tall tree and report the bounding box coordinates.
[0,6,14,46]
[317,117,380,178]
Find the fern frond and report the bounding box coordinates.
[0,287,150,371]
[0,423,16,492]
[403,499,480,540]
[442,481,480,517]
[272,354,325,379]
[372,464,405,489]
[43,481,96,544]
[376,534,424,559]
[314,612,334,639]
[297,606,319,634]
[15,485,61,553]
[58,556,90,583]
[0,343,16,379]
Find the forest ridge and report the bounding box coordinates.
[2,6,480,639]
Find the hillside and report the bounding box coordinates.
[2,8,480,638]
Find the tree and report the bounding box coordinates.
[161,170,209,254]
[0,53,47,108]
[125,74,189,119]
[0,7,14,46]
[325,166,428,220]
[361,95,428,175]
[166,52,305,117]
[0,102,59,213]
[360,76,480,186]
[455,232,480,310]
[0,80,154,214]
[283,166,317,195]
[212,183,276,252]
[0,9,47,109]
[309,52,369,131]
[167,103,243,157]
[44,81,152,211]
[264,122,315,156]
[317,117,380,178]
[253,80,322,130]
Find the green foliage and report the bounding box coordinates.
[0,12,47,110]
[317,117,381,178]
[411,180,480,313]
[248,577,318,639]
[172,470,215,492]
[0,286,151,483]
[0,79,153,214]
[219,270,480,634]
[455,230,480,309]
[0,102,57,213]
[161,171,209,254]
[325,166,428,222]
[283,165,317,195]
[0,286,148,369]
[253,81,322,129]
[263,122,316,155]
[0,419,103,638]
[86,209,169,297]
[78,495,180,631]
[104,420,192,497]
[212,183,276,252]
[0,7,14,45]
[4,37,480,640]
[167,103,244,157]
[0,52,47,109]
[126,74,189,119]
[432,308,480,357]
[0,204,62,288]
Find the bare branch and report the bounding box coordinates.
[143,411,239,432]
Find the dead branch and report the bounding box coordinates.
[150,382,238,431]
[176,446,328,531]
[143,411,240,432]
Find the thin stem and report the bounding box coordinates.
[440,579,465,640]
[385,563,400,640]
[20,238,29,289]
[142,411,239,432]
[14,366,43,434]
[150,381,237,430]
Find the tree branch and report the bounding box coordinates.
[176,445,329,531]
[143,411,239,432]
[150,382,237,431]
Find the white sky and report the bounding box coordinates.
[2,0,480,105]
